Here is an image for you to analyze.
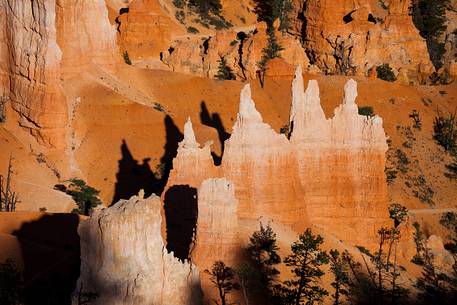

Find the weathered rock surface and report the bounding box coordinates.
[193,178,240,305]
[74,193,201,305]
[0,0,67,148]
[290,66,390,246]
[290,0,434,82]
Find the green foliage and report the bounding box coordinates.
[123,51,132,65]
[358,106,374,117]
[189,0,222,16]
[216,57,235,80]
[172,0,185,9]
[247,223,281,297]
[205,261,240,305]
[385,167,398,184]
[411,0,449,69]
[282,228,329,305]
[388,203,408,228]
[258,28,284,87]
[445,159,457,179]
[329,249,351,305]
[376,64,397,82]
[433,112,457,154]
[395,149,409,173]
[440,212,457,256]
[253,0,293,31]
[0,259,22,305]
[187,26,200,34]
[67,178,102,216]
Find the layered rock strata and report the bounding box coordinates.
[290,66,389,245]
[0,0,67,148]
[193,178,240,305]
[74,193,201,305]
[166,66,389,247]
[290,0,434,82]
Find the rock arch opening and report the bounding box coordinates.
[164,185,198,261]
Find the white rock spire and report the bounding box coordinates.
[238,84,262,123]
[180,117,199,149]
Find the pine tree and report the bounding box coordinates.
[329,249,351,305]
[283,228,329,305]
[216,57,235,80]
[247,223,281,297]
[205,261,240,305]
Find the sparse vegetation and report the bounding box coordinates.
[0,156,19,212]
[216,57,235,80]
[0,97,6,123]
[187,26,200,34]
[253,0,293,31]
[411,222,426,265]
[411,0,450,69]
[395,149,409,173]
[385,167,398,184]
[258,27,284,87]
[409,110,422,130]
[376,64,397,82]
[358,106,375,117]
[205,261,240,305]
[412,174,435,206]
[433,111,457,154]
[66,178,102,216]
[0,258,22,305]
[123,51,132,65]
[388,203,408,228]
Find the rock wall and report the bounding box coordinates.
[193,178,240,305]
[165,66,389,248]
[291,0,434,82]
[290,66,389,246]
[0,0,67,148]
[74,193,201,305]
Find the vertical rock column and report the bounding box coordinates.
[74,193,202,305]
[193,178,240,305]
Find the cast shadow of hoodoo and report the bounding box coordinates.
[111,115,184,204]
[164,185,198,261]
[199,101,230,165]
[13,213,81,305]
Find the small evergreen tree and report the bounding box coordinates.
[376,64,397,82]
[67,178,102,216]
[205,261,240,305]
[247,223,281,298]
[189,0,222,16]
[216,57,235,80]
[283,228,329,305]
[258,27,284,87]
[253,0,293,31]
[433,111,457,154]
[329,249,351,305]
[388,203,408,228]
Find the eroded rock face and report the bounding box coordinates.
[74,193,201,305]
[291,0,434,82]
[166,70,389,247]
[0,0,67,148]
[290,67,389,246]
[193,178,240,305]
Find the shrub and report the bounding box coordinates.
[395,149,409,173]
[358,106,374,117]
[389,203,408,227]
[175,10,185,24]
[172,0,185,9]
[187,26,199,34]
[376,64,397,82]
[409,110,422,130]
[0,97,6,123]
[433,112,457,154]
[123,51,132,65]
[215,57,235,80]
[411,0,449,69]
[66,178,102,216]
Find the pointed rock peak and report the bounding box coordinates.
[343,79,358,105]
[292,65,305,100]
[304,80,320,104]
[238,84,262,122]
[181,117,199,148]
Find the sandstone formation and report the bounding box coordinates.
[74,192,201,305]
[0,0,67,148]
[290,0,434,82]
[161,22,308,80]
[193,178,240,305]
[166,67,389,247]
[290,66,390,246]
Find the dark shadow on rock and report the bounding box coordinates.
[199,101,230,165]
[164,185,198,261]
[12,213,80,305]
[111,115,183,204]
